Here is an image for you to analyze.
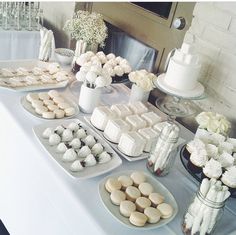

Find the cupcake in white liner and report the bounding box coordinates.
[218,141,234,155]
[202,159,222,179]
[188,149,208,173]
[227,138,236,152]
[217,152,234,168]
[205,144,218,159]
[210,133,226,146]
[186,139,205,154]
[221,166,236,193]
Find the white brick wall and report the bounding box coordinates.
[184,2,236,127]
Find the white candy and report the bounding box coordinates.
[42,128,53,139]
[54,125,65,135]
[70,160,84,172]
[62,129,74,142]
[83,135,96,147]
[68,122,81,132]
[62,149,77,162]
[91,143,104,155]
[77,146,91,158]
[84,154,97,166]
[76,129,87,139]
[69,138,81,149]
[49,133,61,146]
[57,142,68,153]
[98,151,111,164]
[107,53,116,60]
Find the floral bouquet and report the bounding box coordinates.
[128,70,157,92]
[195,111,231,135]
[63,10,108,48]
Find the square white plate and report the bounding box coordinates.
[99,170,178,230]
[84,116,151,162]
[21,94,79,120]
[0,60,70,92]
[33,118,122,179]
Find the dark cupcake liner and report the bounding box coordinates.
[187,160,203,174]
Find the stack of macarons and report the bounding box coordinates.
[26,90,76,119]
[104,171,174,227]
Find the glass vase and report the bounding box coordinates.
[129,84,150,103]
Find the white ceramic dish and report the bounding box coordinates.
[99,170,178,230]
[84,116,150,162]
[21,95,79,120]
[33,118,122,179]
[55,48,74,65]
[0,60,70,92]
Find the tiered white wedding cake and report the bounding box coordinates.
[164,43,201,91]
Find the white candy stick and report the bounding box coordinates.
[207,190,224,234]
[191,185,216,235]
[200,178,210,197]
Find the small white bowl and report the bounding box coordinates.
[55,48,74,65]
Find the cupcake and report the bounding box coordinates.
[188,149,208,173]
[186,139,205,154]
[202,159,222,179]
[218,142,234,155]
[205,144,218,158]
[221,166,236,194]
[217,152,234,168]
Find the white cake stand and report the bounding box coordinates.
[154,74,206,118]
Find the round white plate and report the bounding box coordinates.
[99,170,178,230]
[21,94,79,120]
[155,74,205,99]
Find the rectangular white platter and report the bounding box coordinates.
[0,59,71,92]
[21,94,79,120]
[33,118,122,179]
[99,170,178,230]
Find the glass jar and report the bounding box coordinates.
[182,191,225,235]
[147,121,180,176]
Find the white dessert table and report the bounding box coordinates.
[0,77,236,235]
[0,29,40,60]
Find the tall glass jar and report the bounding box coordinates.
[147,121,180,176]
[182,190,225,235]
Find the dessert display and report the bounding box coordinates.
[182,178,230,235]
[33,119,122,179]
[75,51,132,82]
[163,43,201,92]
[23,90,78,119]
[100,171,177,228]
[181,111,236,197]
[0,62,71,91]
[88,101,165,160]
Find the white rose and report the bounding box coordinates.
[136,78,154,92]
[207,119,220,133]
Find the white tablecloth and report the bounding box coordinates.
[0,30,40,60]
[0,78,235,235]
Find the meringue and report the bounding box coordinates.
[203,159,222,179]
[218,152,234,168]
[221,166,236,188]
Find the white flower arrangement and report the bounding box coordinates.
[196,112,231,135]
[128,70,157,92]
[64,10,108,47]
